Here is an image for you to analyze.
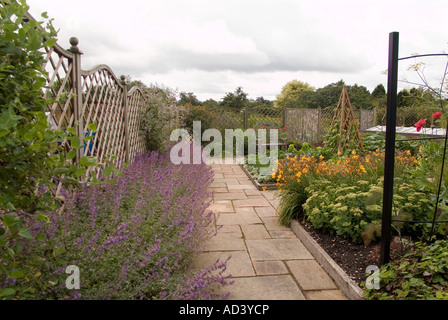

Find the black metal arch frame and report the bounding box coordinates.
[380,32,448,265]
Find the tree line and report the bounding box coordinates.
[131,77,444,112]
[178,80,388,111]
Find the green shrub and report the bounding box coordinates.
[303,180,379,244]
[363,240,448,300]
[303,177,433,244]
[182,105,215,138]
[0,0,58,213]
[140,84,178,152]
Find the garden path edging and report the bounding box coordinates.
[290,220,364,300]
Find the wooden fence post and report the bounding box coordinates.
[243,109,248,130]
[121,76,130,163]
[283,108,287,128]
[68,37,84,164]
[317,108,322,140]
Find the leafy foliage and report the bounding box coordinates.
[363,240,448,300]
[0,0,59,213]
[274,80,376,110]
[274,80,315,109]
[139,83,179,152]
[303,176,432,244]
[275,148,423,241]
[220,87,249,110]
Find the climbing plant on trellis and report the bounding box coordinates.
[323,86,364,154]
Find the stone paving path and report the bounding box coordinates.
[190,163,348,300]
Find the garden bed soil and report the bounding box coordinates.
[296,216,405,287]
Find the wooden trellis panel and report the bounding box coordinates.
[127,87,147,160]
[24,12,148,183]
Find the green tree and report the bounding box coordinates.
[348,84,373,109]
[397,89,411,108]
[203,98,219,109]
[314,80,345,108]
[314,80,373,109]
[274,80,315,109]
[371,84,387,110]
[371,84,386,98]
[179,91,201,107]
[220,87,249,111]
[249,96,274,109]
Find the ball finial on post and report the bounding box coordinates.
[69,37,81,54]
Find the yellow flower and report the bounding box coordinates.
[352,150,357,155]
[262,187,267,192]
[359,165,367,174]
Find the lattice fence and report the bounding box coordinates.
[209,107,244,132]
[285,107,375,144]
[192,106,375,145]
[285,108,321,144]
[244,106,284,130]
[32,11,147,183]
[375,106,442,128]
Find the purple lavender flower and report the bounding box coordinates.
[3,146,231,300]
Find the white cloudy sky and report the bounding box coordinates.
[28,0,448,101]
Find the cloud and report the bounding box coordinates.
[27,0,448,101]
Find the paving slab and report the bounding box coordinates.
[191,251,255,277]
[214,178,240,185]
[254,206,278,217]
[246,239,314,261]
[233,197,272,208]
[227,184,258,190]
[253,261,289,276]
[241,224,271,240]
[213,192,248,200]
[269,230,298,239]
[209,187,228,193]
[228,276,306,300]
[244,189,263,196]
[208,200,235,213]
[216,212,262,226]
[260,216,292,231]
[205,234,246,252]
[234,207,256,214]
[210,182,227,188]
[191,162,348,301]
[304,290,348,300]
[286,260,339,291]
[219,225,242,236]
[262,190,278,201]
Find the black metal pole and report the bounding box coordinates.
[380,32,399,266]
